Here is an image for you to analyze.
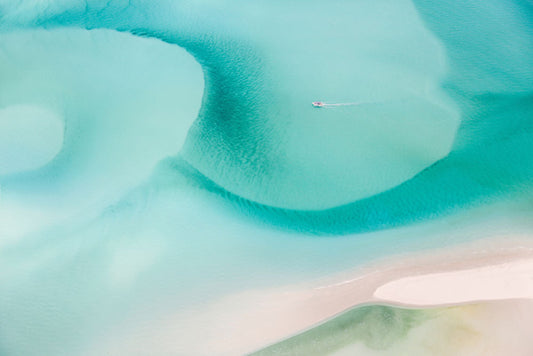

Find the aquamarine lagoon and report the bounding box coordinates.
[0,0,532,355]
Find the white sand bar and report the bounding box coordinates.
[181,238,533,355]
[374,258,533,305]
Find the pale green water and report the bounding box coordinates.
[0,0,532,355]
[251,301,533,356]
[251,305,431,355]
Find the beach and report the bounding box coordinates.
[165,235,533,355]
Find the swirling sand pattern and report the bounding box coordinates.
[0,1,532,355]
[1,0,531,231]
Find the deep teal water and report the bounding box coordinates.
[1,0,531,227]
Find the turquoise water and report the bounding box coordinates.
[0,0,532,355]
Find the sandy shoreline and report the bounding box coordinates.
[100,233,533,355]
[374,257,533,306]
[191,235,533,355]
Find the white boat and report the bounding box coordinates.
[312,101,360,108]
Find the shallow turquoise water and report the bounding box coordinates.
[0,0,532,355]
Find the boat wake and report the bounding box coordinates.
[312,101,360,108]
